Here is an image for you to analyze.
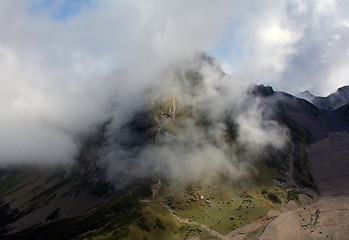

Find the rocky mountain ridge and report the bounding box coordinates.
[299,85,349,110]
[0,55,348,239]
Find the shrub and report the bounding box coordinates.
[155,218,165,230]
[287,189,299,201]
[137,219,151,232]
[267,193,281,203]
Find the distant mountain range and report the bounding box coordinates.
[299,85,349,110]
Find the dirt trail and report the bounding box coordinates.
[156,201,226,239]
[143,194,349,240]
[153,199,284,240]
[259,195,349,239]
[225,210,281,240]
[143,199,292,240]
[141,200,226,239]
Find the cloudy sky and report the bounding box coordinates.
[0,0,349,166]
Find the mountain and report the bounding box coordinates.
[335,103,349,127]
[1,58,349,239]
[274,91,349,195]
[298,90,315,102]
[300,85,349,110]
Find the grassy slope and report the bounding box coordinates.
[0,167,118,238]
[7,179,219,240]
[81,150,291,239]
[80,97,295,239]
[81,175,288,239]
[2,93,318,239]
[156,181,285,235]
[5,181,151,240]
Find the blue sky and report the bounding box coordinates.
[212,23,245,68]
[30,0,94,21]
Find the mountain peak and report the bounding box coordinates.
[299,85,349,110]
[298,90,315,102]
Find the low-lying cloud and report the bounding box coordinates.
[0,1,347,183]
[97,57,288,185]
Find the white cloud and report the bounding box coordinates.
[0,0,236,165]
[221,0,349,95]
[0,0,348,170]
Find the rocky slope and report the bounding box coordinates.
[0,57,348,239]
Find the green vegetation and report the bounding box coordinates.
[126,202,213,240]
[261,188,267,194]
[156,180,285,235]
[267,192,281,204]
[287,189,300,201]
[8,181,152,240]
[76,197,216,240]
[1,92,321,239]
[151,98,175,119]
[176,105,192,119]
[155,218,165,230]
[6,176,289,239]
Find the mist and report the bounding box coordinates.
[0,1,348,183]
[96,56,288,185]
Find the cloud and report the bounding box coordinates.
[271,0,349,95]
[216,0,349,95]
[0,0,235,165]
[97,56,288,185]
[0,0,347,184]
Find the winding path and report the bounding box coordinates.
[156,200,226,239]
[141,199,226,239]
[141,199,283,240]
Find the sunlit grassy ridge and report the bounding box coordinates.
[80,177,288,239]
[156,180,286,235]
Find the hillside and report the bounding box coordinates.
[0,58,349,239]
[281,90,349,195]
